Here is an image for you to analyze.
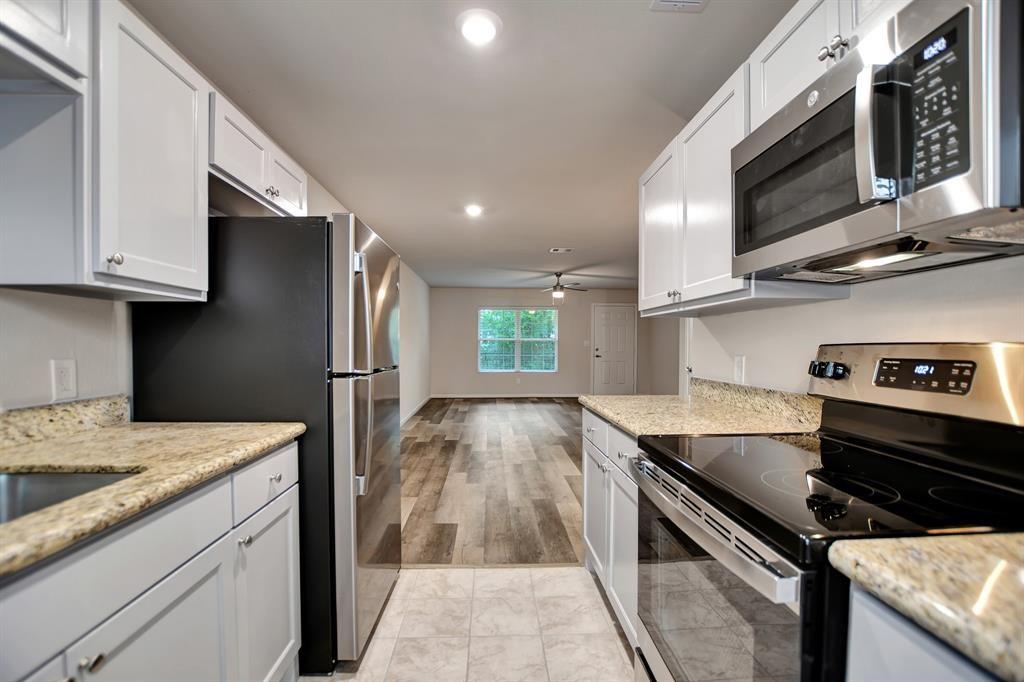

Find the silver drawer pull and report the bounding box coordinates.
[269,472,283,483]
[238,534,253,547]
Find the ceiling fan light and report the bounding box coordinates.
[551,290,565,299]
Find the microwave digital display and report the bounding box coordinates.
[915,28,957,68]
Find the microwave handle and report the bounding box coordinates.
[854,65,897,203]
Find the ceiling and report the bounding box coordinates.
[131,0,794,289]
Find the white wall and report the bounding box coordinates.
[429,287,656,397]
[400,262,431,422]
[0,290,131,410]
[688,258,1024,393]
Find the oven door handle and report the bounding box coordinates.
[636,456,805,605]
[854,64,897,203]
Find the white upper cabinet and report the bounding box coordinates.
[0,0,90,76]
[839,0,912,47]
[638,139,681,311]
[94,0,210,295]
[210,93,270,198]
[679,66,749,302]
[210,91,309,216]
[267,148,308,217]
[748,0,841,131]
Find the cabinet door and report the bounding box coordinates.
[234,485,301,682]
[679,66,749,302]
[838,0,911,48]
[748,0,840,131]
[607,463,638,647]
[210,92,271,197]
[94,0,209,292]
[66,533,238,682]
[267,148,308,217]
[0,0,89,76]
[18,654,65,682]
[638,138,681,311]
[582,440,609,581]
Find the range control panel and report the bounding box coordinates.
[873,358,976,395]
[906,9,970,190]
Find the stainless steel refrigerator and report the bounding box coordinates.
[131,213,401,674]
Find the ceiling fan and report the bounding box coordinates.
[541,272,588,304]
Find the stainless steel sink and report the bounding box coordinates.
[0,472,135,523]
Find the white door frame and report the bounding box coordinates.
[589,303,638,395]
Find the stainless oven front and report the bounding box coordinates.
[731,0,1022,282]
[633,454,807,682]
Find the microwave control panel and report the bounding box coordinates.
[873,358,976,395]
[906,9,970,190]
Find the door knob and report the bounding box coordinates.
[595,355,603,358]
[106,252,124,265]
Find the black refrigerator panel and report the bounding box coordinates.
[131,216,337,674]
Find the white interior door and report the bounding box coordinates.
[591,304,636,395]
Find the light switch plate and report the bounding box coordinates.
[50,358,78,401]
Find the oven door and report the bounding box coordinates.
[731,37,903,280]
[634,455,808,682]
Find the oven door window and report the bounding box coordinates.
[735,89,869,256]
[637,488,801,680]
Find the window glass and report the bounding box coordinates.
[478,308,557,372]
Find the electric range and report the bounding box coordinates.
[631,342,1024,682]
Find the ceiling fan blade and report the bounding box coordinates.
[565,286,589,292]
[565,282,582,287]
[540,287,554,292]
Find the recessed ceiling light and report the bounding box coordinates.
[464,204,483,217]
[549,247,573,254]
[457,9,501,47]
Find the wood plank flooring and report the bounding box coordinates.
[400,398,584,566]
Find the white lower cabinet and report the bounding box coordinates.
[2,443,301,682]
[234,485,301,682]
[846,586,993,681]
[582,439,610,582]
[606,462,639,646]
[582,410,640,648]
[66,534,239,682]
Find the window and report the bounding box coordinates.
[478,308,558,372]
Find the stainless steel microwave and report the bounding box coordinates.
[731,0,1023,283]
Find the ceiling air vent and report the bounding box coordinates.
[649,0,708,13]
[548,247,573,254]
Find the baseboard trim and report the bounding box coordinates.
[429,393,581,399]
[401,394,433,425]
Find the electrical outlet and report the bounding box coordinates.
[515,377,521,385]
[733,355,746,384]
[51,358,77,401]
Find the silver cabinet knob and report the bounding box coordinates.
[585,426,595,433]
[269,472,282,483]
[817,45,833,61]
[238,534,253,547]
[106,252,124,265]
[829,34,848,53]
[79,652,107,673]
[274,188,281,197]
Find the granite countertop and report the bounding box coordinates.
[0,421,305,578]
[578,379,822,437]
[830,534,1024,680]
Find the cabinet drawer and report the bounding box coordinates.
[582,409,608,454]
[607,425,639,479]
[232,442,299,524]
[0,479,232,682]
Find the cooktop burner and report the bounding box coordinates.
[638,431,1024,563]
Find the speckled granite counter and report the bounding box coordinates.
[579,378,821,436]
[0,400,305,578]
[830,534,1024,680]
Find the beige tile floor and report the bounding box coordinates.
[301,567,633,682]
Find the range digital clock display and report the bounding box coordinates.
[874,358,976,394]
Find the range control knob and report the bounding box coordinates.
[808,361,849,379]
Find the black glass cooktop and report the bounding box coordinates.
[638,431,1024,564]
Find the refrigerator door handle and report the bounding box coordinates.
[354,375,374,496]
[355,252,374,373]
